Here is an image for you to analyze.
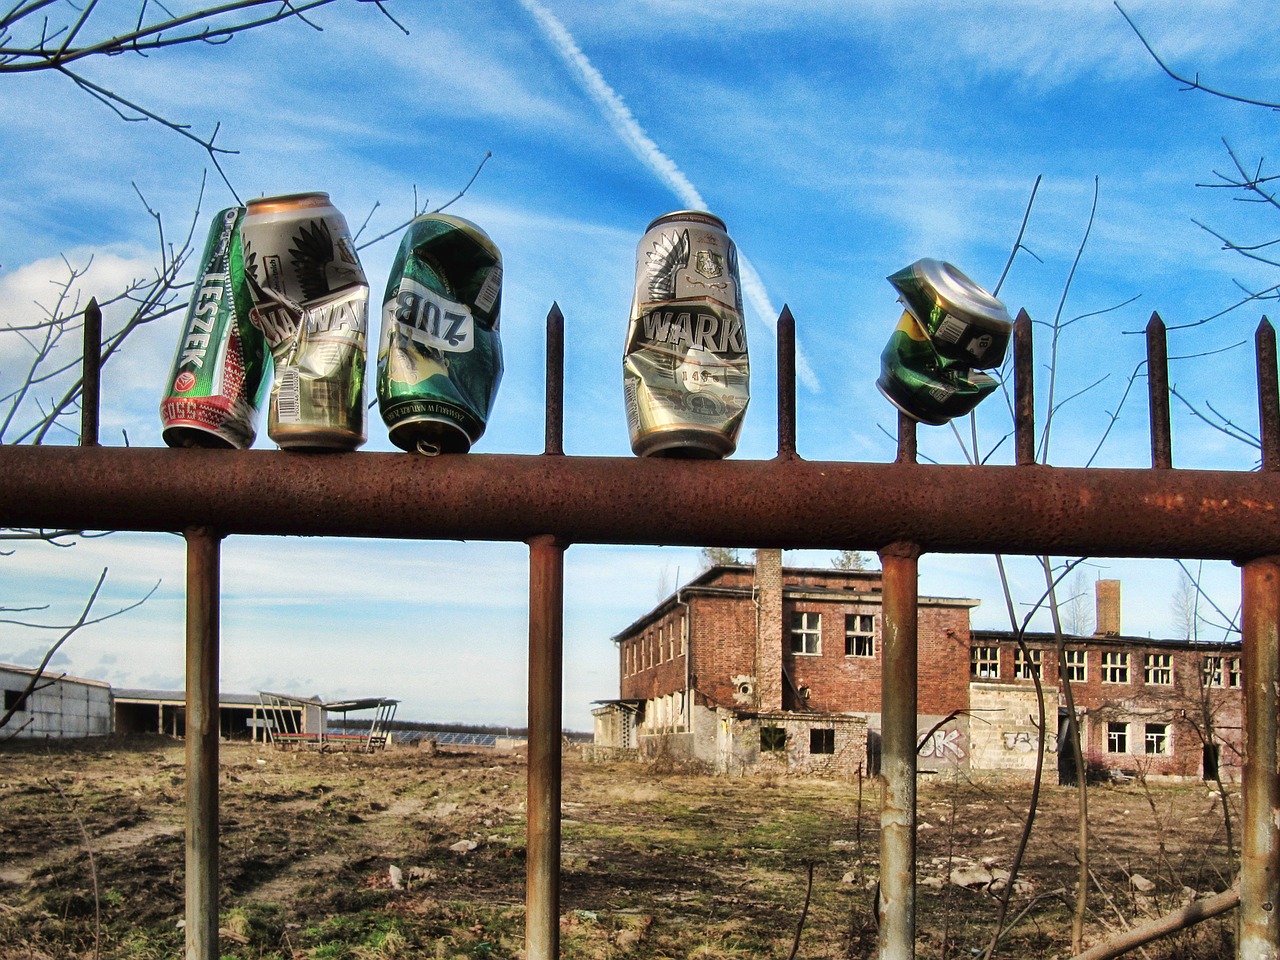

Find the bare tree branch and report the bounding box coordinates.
[1115,3,1280,111]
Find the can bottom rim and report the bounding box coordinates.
[631,426,736,460]
[387,415,475,455]
[162,423,243,450]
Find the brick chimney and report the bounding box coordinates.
[754,548,784,712]
[1094,579,1121,637]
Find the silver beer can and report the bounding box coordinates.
[623,210,750,458]
[242,192,368,451]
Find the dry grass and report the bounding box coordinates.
[0,737,1238,959]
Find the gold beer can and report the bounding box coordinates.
[242,192,368,451]
[623,210,750,458]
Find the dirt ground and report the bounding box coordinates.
[0,737,1240,959]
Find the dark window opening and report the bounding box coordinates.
[4,688,28,712]
[809,728,835,755]
[761,725,787,752]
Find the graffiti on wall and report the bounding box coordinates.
[1002,730,1058,753]
[918,727,967,761]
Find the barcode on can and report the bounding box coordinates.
[935,315,967,344]
[474,265,502,313]
[276,367,302,423]
[624,378,641,437]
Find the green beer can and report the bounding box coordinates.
[376,214,503,454]
[160,207,269,449]
[887,258,1013,369]
[876,310,999,426]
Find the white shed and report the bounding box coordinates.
[1,664,113,739]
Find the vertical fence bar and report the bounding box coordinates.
[878,541,920,960]
[1239,555,1280,960]
[1257,318,1278,471]
[777,305,797,459]
[1147,312,1171,469]
[896,413,917,465]
[526,534,565,960]
[1014,309,1034,466]
[184,528,221,960]
[545,304,565,457]
[80,298,101,448]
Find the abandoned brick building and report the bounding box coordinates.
[592,551,1243,780]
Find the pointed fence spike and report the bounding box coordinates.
[1257,316,1278,471]
[777,305,796,459]
[1014,308,1035,466]
[1147,310,1171,469]
[544,303,564,456]
[80,297,102,448]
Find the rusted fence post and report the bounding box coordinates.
[79,298,101,448]
[879,541,920,960]
[184,528,221,960]
[526,534,565,960]
[1238,555,1280,960]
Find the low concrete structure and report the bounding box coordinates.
[1,664,113,739]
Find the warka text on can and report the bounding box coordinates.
[376,213,504,455]
[160,207,269,449]
[623,210,749,459]
[242,192,369,451]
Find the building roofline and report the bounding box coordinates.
[0,663,111,689]
[972,629,1242,651]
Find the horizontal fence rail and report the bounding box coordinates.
[3,448,1280,559]
[2,302,1277,960]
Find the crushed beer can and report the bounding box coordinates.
[886,258,1013,369]
[242,192,368,451]
[376,214,503,455]
[160,207,269,449]
[877,310,998,425]
[623,210,749,458]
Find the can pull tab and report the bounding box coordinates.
[415,439,442,457]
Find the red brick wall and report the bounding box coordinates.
[691,593,758,710]
[970,633,1244,778]
[779,598,972,717]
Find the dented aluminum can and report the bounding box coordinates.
[376,214,503,455]
[876,310,998,426]
[624,210,749,458]
[242,192,368,451]
[887,258,1013,369]
[160,207,269,449]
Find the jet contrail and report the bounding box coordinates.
[516,0,819,392]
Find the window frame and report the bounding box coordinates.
[809,727,835,755]
[1102,651,1130,684]
[1064,648,1087,683]
[844,613,876,658]
[1014,647,1042,680]
[1144,722,1170,756]
[761,725,787,753]
[970,645,1000,680]
[1143,653,1173,686]
[790,611,822,656]
[1107,721,1129,754]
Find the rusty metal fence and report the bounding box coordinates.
[1,304,1277,960]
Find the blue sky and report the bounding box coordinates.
[1,0,1276,729]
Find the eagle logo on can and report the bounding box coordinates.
[695,250,723,280]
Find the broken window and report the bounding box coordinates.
[1102,651,1129,684]
[1143,653,1173,686]
[970,646,999,679]
[1145,723,1170,755]
[844,614,875,657]
[4,688,28,712]
[1107,721,1129,753]
[790,612,821,655]
[761,726,787,752]
[809,728,835,754]
[1202,655,1240,688]
[1014,647,1042,680]
[1063,649,1087,683]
